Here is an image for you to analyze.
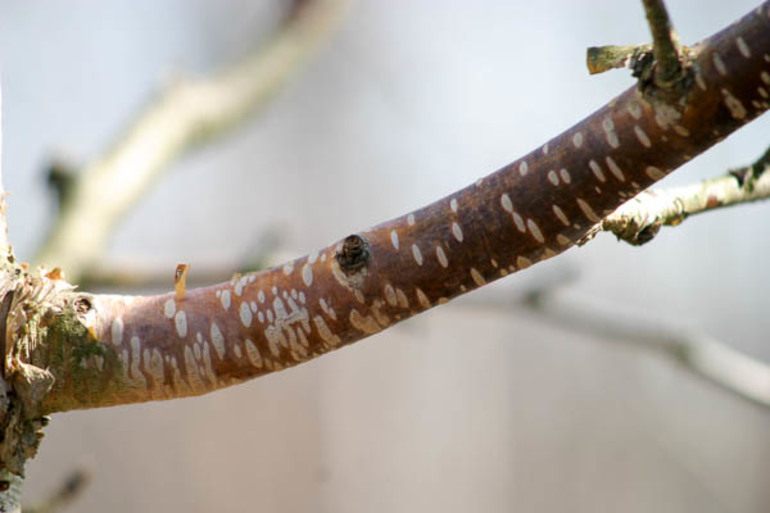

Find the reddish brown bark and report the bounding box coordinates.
[33,2,770,413]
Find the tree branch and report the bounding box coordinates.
[603,145,770,244]
[642,0,685,87]
[520,278,770,408]
[12,2,765,414]
[32,0,350,283]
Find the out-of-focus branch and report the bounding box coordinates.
[33,0,350,282]
[520,279,770,408]
[603,146,770,245]
[79,228,283,290]
[22,466,91,513]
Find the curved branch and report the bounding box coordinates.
[32,0,350,282]
[19,3,770,413]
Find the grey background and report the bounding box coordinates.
[0,1,768,511]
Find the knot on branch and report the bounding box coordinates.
[335,234,370,274]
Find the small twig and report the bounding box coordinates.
[23,466,91,513]
[520,282,770,409]
[603,146,770,245]
[33,0,349,283]
[641,0,685,87]
[586,44,652,75]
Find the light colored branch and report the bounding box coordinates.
[603,146,770,245]
[521,283,770,408]
[79,228,283,290]
[33,0,350,282]
[22,466,91,513]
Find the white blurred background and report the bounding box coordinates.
[0,1,768,511]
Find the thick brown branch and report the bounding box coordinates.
[603,145,770,244]
[32,0,349,282]
[24,3,770,413]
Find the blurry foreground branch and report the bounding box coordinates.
[33,0,349,282]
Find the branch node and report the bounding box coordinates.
[336,235,370,273]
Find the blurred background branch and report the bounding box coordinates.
[32,0,349,283]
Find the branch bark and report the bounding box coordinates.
[13,2,766,415]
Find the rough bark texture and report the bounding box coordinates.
[9,4,770,419]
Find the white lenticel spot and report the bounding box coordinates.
[513,212,526,232]
[164,299,176,319]
[559,168,571,184]
[390,230,400,250]
[602,117,620,148]
[500,193,513,213]
[436,246,449,268]
[646,166,666,180]
[547,170,560,186]
[627,101,643,119]
[302,263,313,287]
[712,52,728,75]
[634,125,652,148]
[589,160,606,182]
[572,132,583,148]
[552,205,570,226]
[411,244,424,266]
[519,161,529,176]
[174,311,188,338]
[516,256,532,269]
[605,156,626,182]
[736,37,751,58]
[210,323,225,354]
[452,222,464,242]
[111,318,124,346]
[470,268,486,286]
[450,198,458,213]
[577,198,600,222]
[240,302,253,327]
[220,290,231,310]
[407,214,416,226]
[527,219,545,243]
